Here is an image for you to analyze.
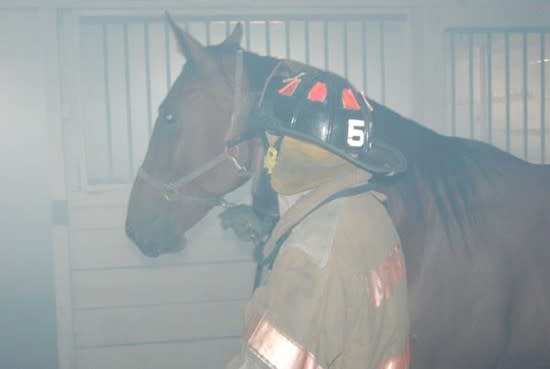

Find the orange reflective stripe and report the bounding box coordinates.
[369,268,385,307]
[368,245,405,308]
[244,304,264,341]
[248,316,323,369]
[379,339,410,369]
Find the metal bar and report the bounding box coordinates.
[284,20,291,59]
[447,26,550,34]
[76,335,242,349]
[541,32,546,163]
[324,20,329,70]
[522,32,529,160]
[245,20,251,51]
[123,24,134,177]
[205,20,211,45]
[505,32,511,152]
[468,32,475,138]
[265,20,271,56]
[362,19,368,92]
[343,22,349,78]
[305,20,310,64]
[101,23,113,179]
[450,31,456,136]
[164,19,172,92]
[144,23,153,137]
[487,32,493,144]
[80,14,409,25]
[380,21,386,104]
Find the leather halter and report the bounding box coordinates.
[136,49,250,207]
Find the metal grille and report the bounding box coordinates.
[76,14,409,185]
[448,28,550,163]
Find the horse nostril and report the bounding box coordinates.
[145,242,161,257]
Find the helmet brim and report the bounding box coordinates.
[263,120,406,176]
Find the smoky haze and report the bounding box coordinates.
[1,1,549,369]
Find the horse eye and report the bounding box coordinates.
[164,113,175,123]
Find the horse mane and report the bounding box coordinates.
[242,50,280,92]
[370,101,532,247]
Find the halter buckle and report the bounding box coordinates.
[225,145,249,176]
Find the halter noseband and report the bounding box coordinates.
[136,49,250,207]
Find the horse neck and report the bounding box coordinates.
[243,52,281,96]
[237,52,279,170]
[370,102,480,248]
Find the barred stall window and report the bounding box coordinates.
[448,28,550,163]
[77,15,409,186]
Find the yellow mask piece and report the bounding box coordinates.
[264,134,356,195]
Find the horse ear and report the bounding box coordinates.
[165,11,209,64]
[222,22,243,47]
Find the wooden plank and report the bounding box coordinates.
[75,300,247,347]
[42,10,67,201]
[70,225,253,269]
[41,6,75,369]
[77,338,241,369]
[68,182,255,267]
[72,262,256,309]
[69,204,127,230]
[52,227,76,369]
[67,181,131,206]
[68,180,252,230]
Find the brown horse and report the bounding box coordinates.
[125,15,550,369]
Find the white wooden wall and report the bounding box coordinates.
[2,1,548,369]
[65,189,255,369]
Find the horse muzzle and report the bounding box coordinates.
[125,218,186,257]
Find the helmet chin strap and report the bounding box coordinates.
[137,48,251,206]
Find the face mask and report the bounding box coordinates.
[264,135,357,195]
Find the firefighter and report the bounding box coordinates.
[226,64,410,369]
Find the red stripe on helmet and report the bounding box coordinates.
[307,82,328,103]
[342,88,361,110]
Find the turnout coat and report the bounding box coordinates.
[227,170,410,369]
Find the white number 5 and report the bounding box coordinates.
[347,119,365,147]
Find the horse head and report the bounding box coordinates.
[125,13,265,257]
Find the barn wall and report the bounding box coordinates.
[0,7,59,369]
[1,1,548,369]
